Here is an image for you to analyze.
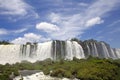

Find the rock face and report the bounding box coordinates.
[0,39,120,64]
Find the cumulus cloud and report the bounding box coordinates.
[11,33,41,44]
[85,17,104,27]
[8,0,120,43]
[24,33,41,40]
[36,22,60,33]
[11,37,28,44]
[45,0,120,40]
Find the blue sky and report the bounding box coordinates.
[0,0,120,48]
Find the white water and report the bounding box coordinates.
[115,49,120,58]
[65,41,85,60]
[101,42,110,58]
[60,41,64,58]
[93,43,99,57]
[72,41,85,59]
[36,41,53,60]
[0,41,120,64]
[86,44,91,56]
[110,48,116,59]
[0,45,21,64]
[0,41,86,64]
[90,43,98,57]
[65,41,73,60]
[26,45,31,57]
[54,41,57,60]
[14,72,72,80]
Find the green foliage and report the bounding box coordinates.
[51,68,66,78]
[43,68,50,75]
[0,57,120,80]
[64,71,72,78]
[0,40,10,45]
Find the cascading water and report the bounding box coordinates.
[90,43,99,57]
[114,49,120,58]
[86,44,90,56]
[0,45,21,64]
[36,41,53,61]
[72,41,85,59]
[20,44,37,61]
[101,42,110,58]
[82,40,120,59]
[93,43,99,57]
[54,41,57,60]
[65,41,85,60]
[65,41,74,60]
[0,40,120,64]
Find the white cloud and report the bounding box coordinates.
[11,33,42,44]
[0,0,39,22]
[0,28,8,35]
[86,0,120,17]
[36,22,60,33]
[9,0,120,43]
[45,0,120,40]
[24,33,41,40]
[12,28,27,33]
[0,0,29,15]
[49,13,61,23]
[11,37,28,44]
[85,17,104,27]
[0,28,27,35]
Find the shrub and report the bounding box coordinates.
[51,68,66,78]
[64,71,72,78]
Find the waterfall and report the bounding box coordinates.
[36,41,53,61]
[93,43,99,57]
[109,48,116,59]
[90,43,98,57]
[60,41,63,58]
[0,40,120,64]
[20,44,37,61]
[26,45,31,57]
[65,41,73,60]
[114,49,120,58]
[54,41,57,60]
[60,41,65,59]
[65,41,85,60]
[72,41,85,59]
[86,44,90,56]
[0,45,21,64]
[101,42,110,58]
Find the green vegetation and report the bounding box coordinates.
[0,57,120,80]
[0,40,10,45]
